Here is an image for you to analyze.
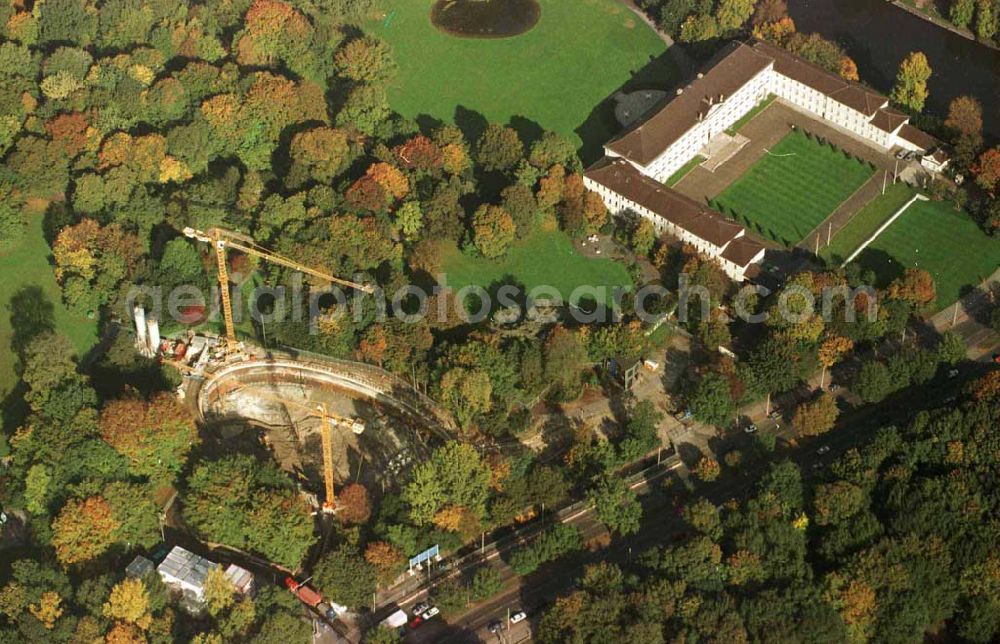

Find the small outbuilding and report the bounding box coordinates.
[224,563,256,597]
[125,555,155,579]
[157,546,218,604]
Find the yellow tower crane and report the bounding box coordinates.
[182,227,374,353]
[240,386,365,513]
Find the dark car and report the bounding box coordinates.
[488,619,503,633]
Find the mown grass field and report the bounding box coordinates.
[712,130,875,247]
[0,215,97,399]
[440,229,633,308]
[819,182,915,265]
[852,197,1000,311]
[370,0,675,159]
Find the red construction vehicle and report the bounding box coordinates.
[284,577,344,622]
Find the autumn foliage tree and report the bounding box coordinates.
[287,127,352,188]
[793,393,839,436]
[336,483,371,525]
[472,204,515,259]
[51,497,118,566]
[365,541,405,585]
[890,51,932,113]
[973,147,1000,193]
[99,392,199,484]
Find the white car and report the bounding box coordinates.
[422,606,440,620]
[947,369,959,378]
[510,610,527,624]
[412,602,430,616]
[743,423,757,434]
[816,446,830,455]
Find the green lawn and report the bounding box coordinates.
[440,229,633,308]
[852,198,1000,311]
[819,182,915,265]
[666,155,706,187]
[371,0,675,160]
[0,216,97,399]
[725,94,776,135]
[712,130,875,247]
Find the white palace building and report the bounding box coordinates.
[584,39,948,282]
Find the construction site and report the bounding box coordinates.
[131,226,455,515]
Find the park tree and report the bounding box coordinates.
[393,135,444,172]
[202,568,235,617]
[690,373,735,427]
[631,218,656,256]
[716,0,755,31]
[334,36,396,83]
[753,15,797,45]
[855,360,893,403]
[394,201,423,239]
[529,132,578,171]
[501,183,539,237]
[287,127,351,187]
[891,51,932,112]
[470,566,504,601]
[813,481,866,526]
[439,367,493,428]
[973,147,1000,192]
[680,14,720,41]
[99,392,199,484]
[337,483,371,525]
[589,475,642,536]
[946,96,984,139]
[313,545,377,609]
[472,204,515,258]
[976,0,998,40]
[476,124,523,172]
[181,455,316,568]
[366,162,410,201]
[403,442,491,526]
[103,578,151,630]
[888,268,936,308]
[818,336,853,389]
[51,497,119,566]
[365,542,405,585]
[336,83,390,135]
[937,330,967,365]
[793,393,839,436]
[951,0,977,27]
[694,455,722,482]
[543,325,589,400]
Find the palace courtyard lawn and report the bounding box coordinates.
[712,130,875,247]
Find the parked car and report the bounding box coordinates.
[422,606,440,620]
[743,423,758,434]
[510,610,527,624]
[488,619,503,633]
[816,445,830,455]
[768,410,781,420]
[408,616,423,629]
[412,602,430,616]
[947,369,960,378]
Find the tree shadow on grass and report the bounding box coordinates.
[8,285,55,364]
[852,247,905,290]
[454,105,489,144]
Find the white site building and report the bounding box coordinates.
[584,39,948,281]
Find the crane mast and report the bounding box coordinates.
[235,387,365,513]
[182,226,374,353]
